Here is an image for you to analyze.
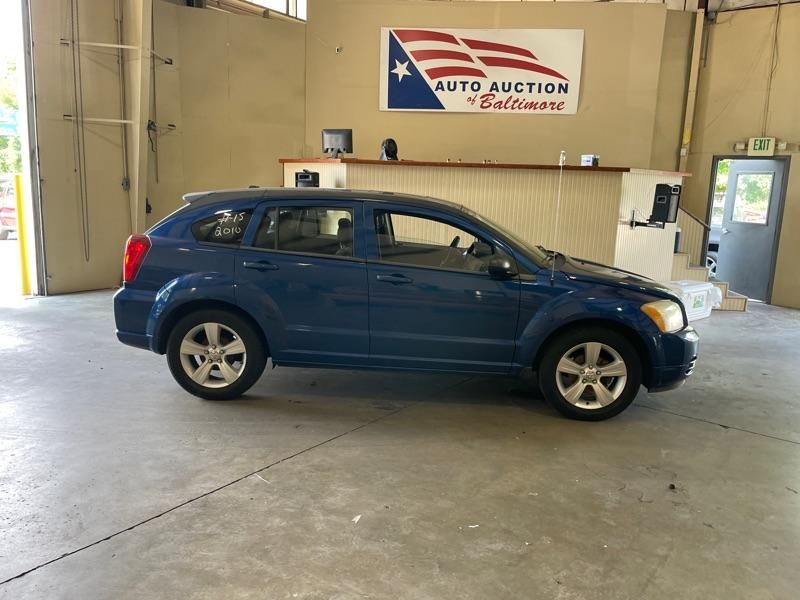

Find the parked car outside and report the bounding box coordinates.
[0,181,16,240]
[706,224,720,277]
[114,189,699,421]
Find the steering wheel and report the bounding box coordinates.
[449,235,461,248]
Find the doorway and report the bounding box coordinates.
[0,0,38,297]
[706,156,789,303]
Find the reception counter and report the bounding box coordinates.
[280,158,689,282]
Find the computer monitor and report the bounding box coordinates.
[322,129,353,158]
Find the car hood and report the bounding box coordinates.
[557,255,679,300]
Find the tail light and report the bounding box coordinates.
[123,234,151,283]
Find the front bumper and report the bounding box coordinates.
[646,326,699,392]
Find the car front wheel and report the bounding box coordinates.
[538,327,642,421]
[166,309,267,400]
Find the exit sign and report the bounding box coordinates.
[748,137,775,156]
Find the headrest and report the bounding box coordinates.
[337,218,353,243]
[278,216,299,242]
[254,215,273,247]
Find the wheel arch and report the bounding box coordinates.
[532,318,653,388]
[154,299,270,357]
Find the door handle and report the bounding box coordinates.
[376,273,413,285]
[243,260,279,272]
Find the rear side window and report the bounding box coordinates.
[191,209,253,245]
[251,205,354,258]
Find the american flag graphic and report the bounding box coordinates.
[392,29,568,82]
[380,28,583,114]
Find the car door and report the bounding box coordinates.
[365,204,521,373]
[236,200,369,366]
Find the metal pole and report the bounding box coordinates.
[14,174,31,295]
[20,0,46,294]
[679,10,706,173]
[550,150,566,283]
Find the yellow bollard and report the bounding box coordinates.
[14,174,31,296]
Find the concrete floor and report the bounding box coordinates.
[0,238,21,297]
[0,291,798,600]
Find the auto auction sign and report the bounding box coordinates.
[379,28,584,114]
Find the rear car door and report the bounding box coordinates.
[235,200,369,366]
[365,204,520,373]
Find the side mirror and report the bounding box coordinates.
[487,257,517,279]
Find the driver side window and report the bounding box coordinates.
[374,210,507,272]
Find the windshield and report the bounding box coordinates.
[462,206,551,264]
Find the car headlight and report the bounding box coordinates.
[641,300,685,333]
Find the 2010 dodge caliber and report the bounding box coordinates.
[114,188,699,421]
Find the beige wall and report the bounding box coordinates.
[30,1,305,292]
[684,4,800,308]
[650,10,693,172]
[146,2,306,226]
[304,0,692,169]
[30,0,133,294]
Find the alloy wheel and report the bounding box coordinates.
[555,342,627,409]
[706,256,718,278]
[178,322,247,388]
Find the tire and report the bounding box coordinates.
[538,326,642,421]
[166,309,267,400]
[706,252,718,278]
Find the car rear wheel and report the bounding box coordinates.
[538,327,642,421]
[166,309,267,400]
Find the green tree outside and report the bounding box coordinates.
[0,60,22,174]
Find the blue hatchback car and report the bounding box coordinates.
[114,188,699,420]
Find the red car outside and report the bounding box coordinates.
[0,183,16,240]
